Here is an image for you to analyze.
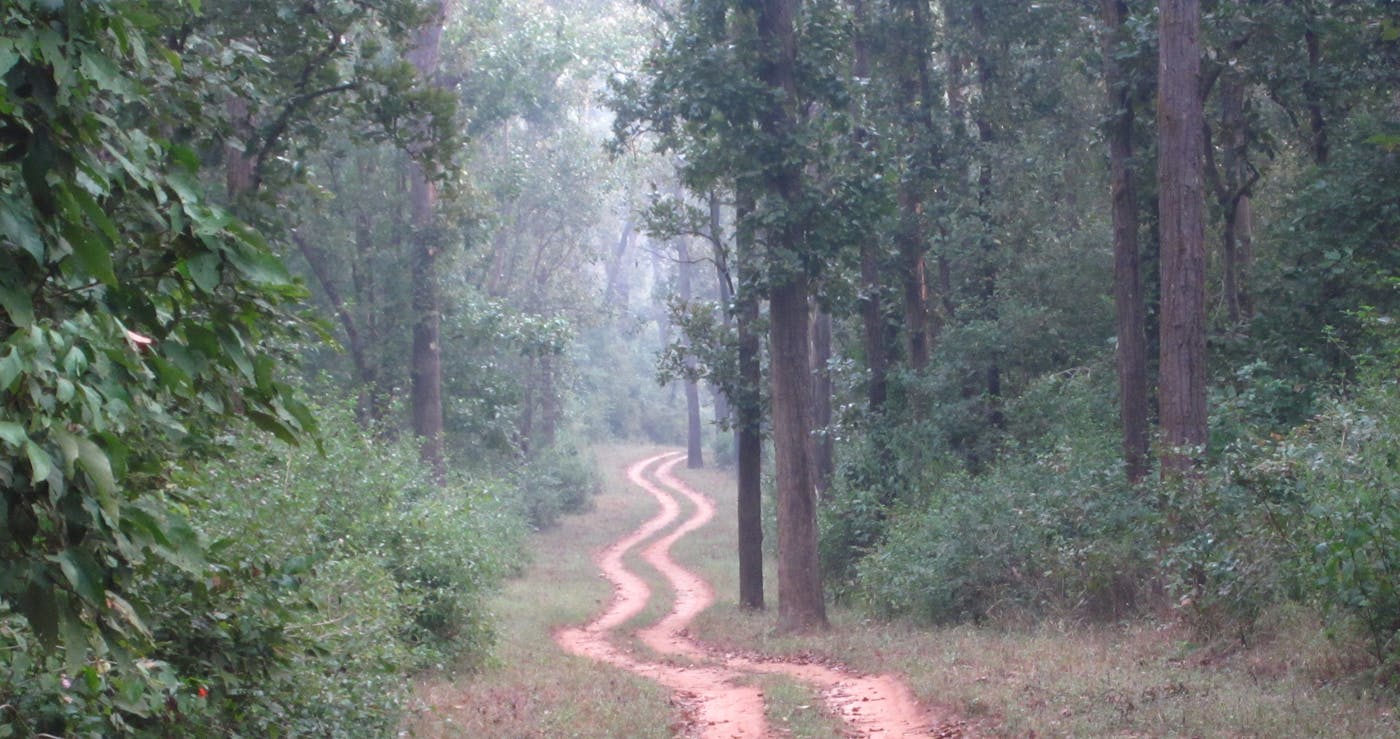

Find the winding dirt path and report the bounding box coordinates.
[554,451,941,737]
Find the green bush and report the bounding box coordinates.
[850,370,1157,623]
[512,436,602,530]
[0,399,525,735]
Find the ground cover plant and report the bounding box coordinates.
[406,444,679,738]
[0,399,524,735]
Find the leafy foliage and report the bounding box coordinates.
[0,399,524,735]
[1,0,313,675]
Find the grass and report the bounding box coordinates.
[403,444,679,738]
[671,464,1400,738]
[409,447,1400,737]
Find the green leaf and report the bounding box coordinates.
[224,244,293,286]
[248,409,300,445]
[70,186,120,244]
[76,436,118,501]
[105,591,150,638]
[61,220,117,285]
[0,41,18,78]
[53,549,105,605]
[183,251,221,292]
[0,349,21,390]
[59,611,89,674]
[0,421,25,447]
[0,199,45,261]
[18,585,59,649]
[52,427,79,475]
[0,282,34,328]
[25,439,53,485]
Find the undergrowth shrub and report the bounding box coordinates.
[513,435,601,529]
[849,369,1158,623]
[0,399,525,735]
[1266,372,1400,672]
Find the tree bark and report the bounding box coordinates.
[1157,0,1208,477]
[895,0,937,372]
[603,217,634,308]
[678,236,705,468]
[851,0,889,415]
[407,1,448,482]
[735,189,764,610]
[1304,28,1329,166]
[971,1,1004,433]
[810,306,834,492]
[1101,0,1150,483]
[755,0,826,632]
[710,192,737,458]
[1207,73,1256,327]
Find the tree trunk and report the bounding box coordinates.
[769,277,826,631]
[971,1,1004,433]
[407,1,448,482]
[735,189,764,610]
[711,193,737,458]
[851,0,888,414]
[1157,0,1208,476]
[895,0,936,372]
[1304,28,1329,166]
[1214,74,1254,327]
[810,306,834,492]
[603,217,634,308]
[756,0,826,632]
[678,237,705,468]
[1102,0,1150,483]
[225,96,255,200]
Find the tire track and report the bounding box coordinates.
[556,451,942,737]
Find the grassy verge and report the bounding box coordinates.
[672,465,1400,738]
[404,444,678,738]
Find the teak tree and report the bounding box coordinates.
[1101,0,1150,483]
[407,0,450,482]
[1157,0,1208,476]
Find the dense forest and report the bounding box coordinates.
[2,0,1398,734]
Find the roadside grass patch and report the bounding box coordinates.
[405,445,677,738]
[676,464,1400,738]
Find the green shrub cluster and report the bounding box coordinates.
[833,346,1400,679]
[0,400,524,735]
[512,435,602,530]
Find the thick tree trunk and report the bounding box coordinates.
[408,2,448,482]
[735,190,764,610]
[851,0,888,414]
[971,2,1004,433]
[810,306,834,492]
[756,0,826,632]
[895,0,936,372]
[1157,0,1208,476]
[1102,0,1150,483]
[769,277,826,631]
[678,237,705,468]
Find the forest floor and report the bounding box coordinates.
[406,445,1400,737]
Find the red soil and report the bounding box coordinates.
[553,451,945,737]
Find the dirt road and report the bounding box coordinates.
[554,451,939,738]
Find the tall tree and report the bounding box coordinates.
[752,0,828,632]
[1101,0,1150,483]
[735,190,766,610]
[408,0,450,481]
[1157,0,1207,476]
[678,235,706,468]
